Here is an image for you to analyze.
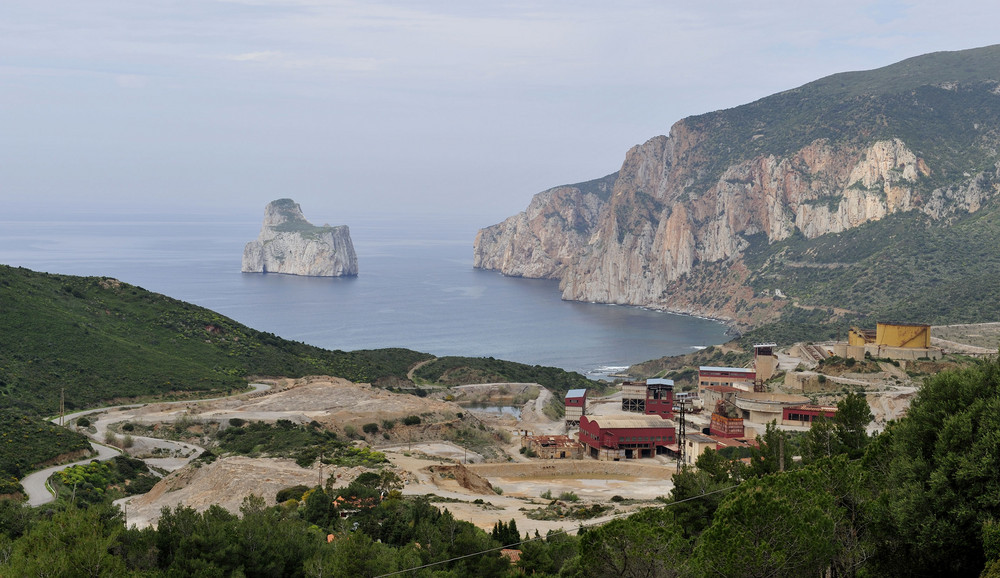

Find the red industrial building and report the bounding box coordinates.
[578,415,676,460]
[564,388,587,427]
[644,378,674,419]
[782,405,838,426]
[698,366,756,389]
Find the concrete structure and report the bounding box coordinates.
[521,435,583,459]
[674,391,704,413]
[709,400,745,438]
[733,391,810,425]
[578,415,676,461]
[621,380,647,412]
[782,405,838,426]
[753,343,778,381]
[698,366,756,390]
[844,322,940,361]
[683,433,719,466]
[644,379,674,419]
[700,385,742,412]
[564,389,587,427]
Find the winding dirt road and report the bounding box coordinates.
[22,384,270,506]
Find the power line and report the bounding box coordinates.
[374,483,739,577]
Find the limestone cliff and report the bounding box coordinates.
[474,46,1000,327]
[242,199,358,277]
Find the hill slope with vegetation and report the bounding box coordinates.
[0,265,433,416]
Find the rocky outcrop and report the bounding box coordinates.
[242,199,358,277]
[475,127,998,320]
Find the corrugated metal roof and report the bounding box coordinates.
[648,378,674,386]
[587,415,674,429]
[699,366,755,373]
[565,388,587,398]
[686,433,717,444]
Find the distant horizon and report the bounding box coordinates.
[5,2,1000,224]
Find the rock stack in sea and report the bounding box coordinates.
[242,199,358,277]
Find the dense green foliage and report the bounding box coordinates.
[0,264,433,415]
[742,205,1000,339]
[52,455,158,505]
[0,492,518,577]
[0,409,91,494]
[215,420,388,468]
[414,356,605,395]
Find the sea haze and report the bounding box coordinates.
[0,210,729,378]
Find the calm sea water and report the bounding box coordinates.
[0,210,729,379]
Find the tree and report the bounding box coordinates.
[576,508,690,578]
[801,414,842,463]
[835,391,873,456]
[747,421,792,477]
[693,468,838,578]
[3,503,126,577]
[863,356,1000,576]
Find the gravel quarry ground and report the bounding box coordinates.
[95,377,677,534]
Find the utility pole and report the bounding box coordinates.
[676,401,686,472]
[60,388,65,426]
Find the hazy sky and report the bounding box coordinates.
[3,1,999,225]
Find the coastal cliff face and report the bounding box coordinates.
[242,199,358,277]
[475,127,1000,325]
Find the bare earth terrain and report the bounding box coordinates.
[99,324,1000,533]
[112,376,675,535]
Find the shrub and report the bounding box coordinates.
[362,423,379,435]
[276,484,310,503]
[381,419,395,431]
[343,425,358,439]
[559,491,580,502]
[76,417,90,428]
[403,415,422,426]
[541,490,553,500]
[229,418,246,427]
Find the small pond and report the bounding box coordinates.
[459,403,522,419]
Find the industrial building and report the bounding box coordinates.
[733,391,810,425]
[521,435,583,459]
[578,415,676,461]
[564,389,587,427]
[620,378,675,419]
[840,322,941,361]
[682,433,718,466]
[698,366,756,390]
[753,343,778,381]
[782,405,838,426]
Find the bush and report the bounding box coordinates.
[362,423,379,435]
[276,484,310,503]
[381,419,395,431]
[76,417,90,428]
[229,418,246,427]
[403,416,421,426]
[343,425,358,439]
[559,491,580,502]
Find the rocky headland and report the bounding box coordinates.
[242,199,358,277]
[475,45,1000,331]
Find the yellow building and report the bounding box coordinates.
[842,322,938,361]
[875,322,930,348]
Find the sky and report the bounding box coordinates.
[2,1,1000,227]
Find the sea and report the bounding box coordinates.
[0,209,730,380]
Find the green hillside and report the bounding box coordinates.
[684,44,1000,195]
[733,199,1000,344]
[0,265,433,415]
